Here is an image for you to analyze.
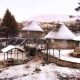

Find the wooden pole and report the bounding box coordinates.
[53,49,54,55]
[59,49,60,58]
[17,49,18,60]
[22,52,23,60]
[41,44,42,50]
[7,52,8,59]
[7,52,8,60]
[4,53,5,61]
[1,39,2,45]
[11,49,12,58]
[46,45,48,62]
[46,39,49,64]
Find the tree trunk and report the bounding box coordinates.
[6,35,8,46]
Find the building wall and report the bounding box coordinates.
[22,31,43,39]
[53,40,75,49]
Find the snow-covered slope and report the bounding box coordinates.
[0,57,80,80]
[29,15,79,22]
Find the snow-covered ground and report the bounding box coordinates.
[0,45,80,80]
[43,49,80,63]
[0,56,80,80]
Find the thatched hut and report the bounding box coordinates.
[21,21,44,39]
[73,36,80,47]
[44,23,76,49]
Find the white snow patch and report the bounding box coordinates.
[44,23,75,40]
[43,49,80,63]
[22,21,44,32]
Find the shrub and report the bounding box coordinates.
[33,67,41,73]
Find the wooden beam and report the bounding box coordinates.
[7,52,8,59]
[17,49,18,60]
[4,53,5,61]
[22,52,23,60]
[11,49,12,58]
[59,50,60,58]
[53,49,54,55]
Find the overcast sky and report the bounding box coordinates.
[0,0,79,22]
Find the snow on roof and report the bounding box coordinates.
[45,23,75,40]
[73,36,80,41]
[1,45,24,53]
[15,46,24,52]
[44,31,57,39]
[1,45,15,53]
[22,21,44,32]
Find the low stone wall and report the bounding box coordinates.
[43,53,80,68]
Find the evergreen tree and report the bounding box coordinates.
[75,2,80,11]
[1,9,18,37]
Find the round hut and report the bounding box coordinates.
[21,21,44,48]
[73,36,80,47]
[44,23,76,49]
[22,21,44,39]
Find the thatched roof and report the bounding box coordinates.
[1,45,24,53]
[22,21,44,32]
[73,36,80,41]
[1,45,15,53]
[44,23,75,40]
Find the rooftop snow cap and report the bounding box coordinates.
[44,23,75,40]
[73,36,80,41]
[22,21,44,32]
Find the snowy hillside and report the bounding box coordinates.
[28,15,80,22]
